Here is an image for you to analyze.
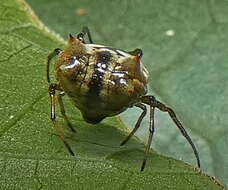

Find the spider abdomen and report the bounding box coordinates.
[55,41,148,123]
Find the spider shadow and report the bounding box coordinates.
[58,117,159,170]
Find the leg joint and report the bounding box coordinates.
[140,95,156,105]
[54,48,62,55]
[49,83,61,94]
[50,114,56,121]
[149,127,155,134]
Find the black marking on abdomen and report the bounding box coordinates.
[88,51,111,97]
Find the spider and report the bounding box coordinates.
[47,27,200,171]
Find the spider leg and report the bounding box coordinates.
[141,106,155,171]
[77,26,93,44]
[82,26,93,43]
[49,83,75,156]
[141,95,201,168]
[120,103,147,146]
[57,91,76,133]
[47,48,62,83]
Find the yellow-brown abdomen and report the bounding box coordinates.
[56,41,148,123]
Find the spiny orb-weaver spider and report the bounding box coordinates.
[47,27,200,171]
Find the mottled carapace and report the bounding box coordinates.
[47,27,200,171]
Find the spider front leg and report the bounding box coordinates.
[141,95,201,168]
[49,83,75,156]
[47,48,62,83]
[57,91,76,133]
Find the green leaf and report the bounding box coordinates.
[25,0,228,187]
[0,0,225,189]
